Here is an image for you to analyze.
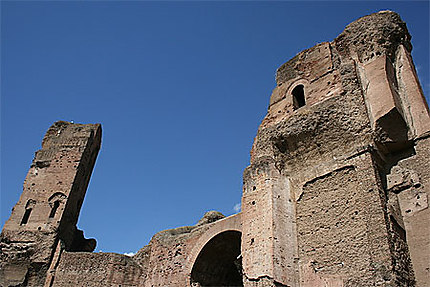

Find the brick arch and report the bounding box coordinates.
[48,192,67,202]
[184,213,242,286]
[286,78,309,103]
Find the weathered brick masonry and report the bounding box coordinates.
[1,11,429,287]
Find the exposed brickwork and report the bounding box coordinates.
[1,121,101,286]
[1,10,429,287]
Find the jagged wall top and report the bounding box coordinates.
[276,11,411,85]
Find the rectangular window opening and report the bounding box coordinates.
[21,208,32,225]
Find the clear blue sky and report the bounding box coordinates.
[1,1,429,255]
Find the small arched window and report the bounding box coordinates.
[48,192,66,219]
[292,85,306,110]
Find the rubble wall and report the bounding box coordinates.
[50,252,143,287]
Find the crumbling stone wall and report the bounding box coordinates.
[47,211,241,287]
[1,10,429,287]
[242,10,428,287]
[1,122,101,286]
[50,252,143,287]
[297,161,394,286]
[382,138,430,286]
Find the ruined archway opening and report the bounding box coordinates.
[292,84,306,109]
[191,231,243,287]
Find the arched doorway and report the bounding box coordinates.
[190,230,243,287]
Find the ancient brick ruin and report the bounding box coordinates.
[1,11,429,287]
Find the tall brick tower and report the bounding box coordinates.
[0,122,101,286]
